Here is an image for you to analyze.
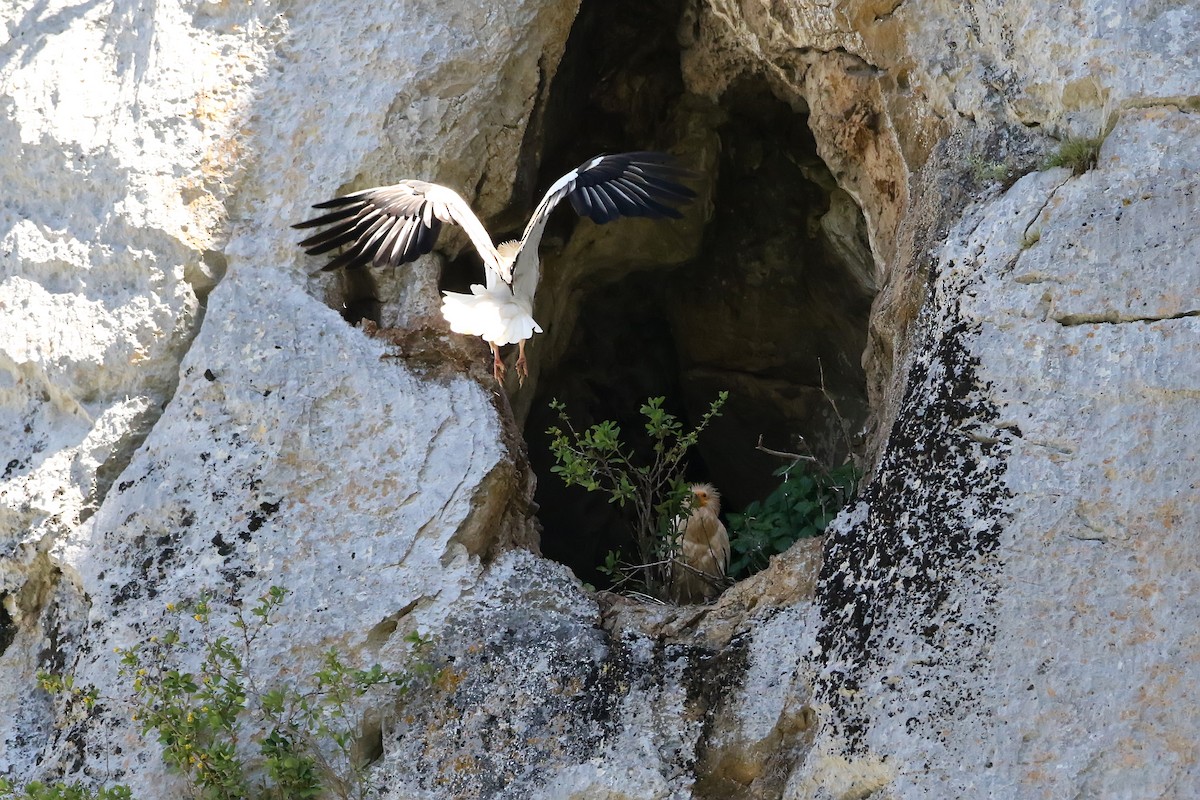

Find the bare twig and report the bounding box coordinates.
[669,557,730,587]
[755,434,819,463]
[817,359,856,461]
[623,591,671,606]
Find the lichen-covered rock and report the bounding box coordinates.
[3,0,1199,798]
[1,0,573,791]
[366,547,824,799]
[0,0,249,549]
[800,108,1200,799]
[2,0,267,779]
[372,551,690,799]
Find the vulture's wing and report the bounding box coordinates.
[293,180,502,276]
[510,151,698,297]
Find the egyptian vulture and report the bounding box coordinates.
[294,152,697,383]
[670,483,730,604]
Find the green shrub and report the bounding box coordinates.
[117,587,434,800]
[1043,136,1103,175]
[27,587,434,800]
[968,156,1016,185]
[546,392,728,598]
[726,461,859,579]
[0,780,131,800]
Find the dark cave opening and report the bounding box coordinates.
[532,0,688,177]
[442,0,687,298]
[524,273,712,587]
[311,0,880,593]
[522,1,878,591]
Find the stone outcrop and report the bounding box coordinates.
[2,1,1198,799]
[1,0,571,794]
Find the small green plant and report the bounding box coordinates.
[26,587,434,800]
[1021,228,1041,249]
[114,587,434,800]
[1043,136,1103,175]
[0,681,131,799]
[547,392,728,597]
[726,461,859,579]
[968,155,1016,185]
[0,780,131,800]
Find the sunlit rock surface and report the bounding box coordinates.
[2,0,1198,798]
[1,0,570,794]
[806,107,1200,799]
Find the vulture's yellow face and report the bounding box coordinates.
[689,483,720,513]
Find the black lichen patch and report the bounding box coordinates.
[111,528,184,607]
[246,498,282,534]
[680,632,752,781]
[36,589,74,677]
[814,294,1014,751]
[218,564,257,586]
[155,534,175,566]
[396,611,627,798]
[565,629,638,754]
[211,533,235,556]
[110,578,143,608]
[0,598,15,657]
[682,632,751,751]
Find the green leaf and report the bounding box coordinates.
[792,499,818,517]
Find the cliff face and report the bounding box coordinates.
[2,1,1197,799]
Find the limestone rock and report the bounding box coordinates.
[2,0,1199,799]
[1,0,572,791]
[803,108,1200,799]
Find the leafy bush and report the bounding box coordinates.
[0,781,131,800]
[726,461,859,579]
[118,587,433,800]
[546,392,728,598]
[25,587,434,800]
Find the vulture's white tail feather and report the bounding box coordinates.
[441,285,541,346]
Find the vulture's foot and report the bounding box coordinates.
[490,343,506,385]
[515,341,528,387]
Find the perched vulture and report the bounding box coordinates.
[294,152,697,384]
[670,483,730,605]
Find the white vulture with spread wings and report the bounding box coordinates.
[294,152,697,384]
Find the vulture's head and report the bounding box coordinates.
[688,483,721,516]
[496,240,521,284]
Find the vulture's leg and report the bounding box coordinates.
[515,340,528,386]
[491,343,506,384]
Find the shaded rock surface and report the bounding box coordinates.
[2,1,1198,799]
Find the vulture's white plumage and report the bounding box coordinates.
[295,152,697,383]
[670,483,730,605]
